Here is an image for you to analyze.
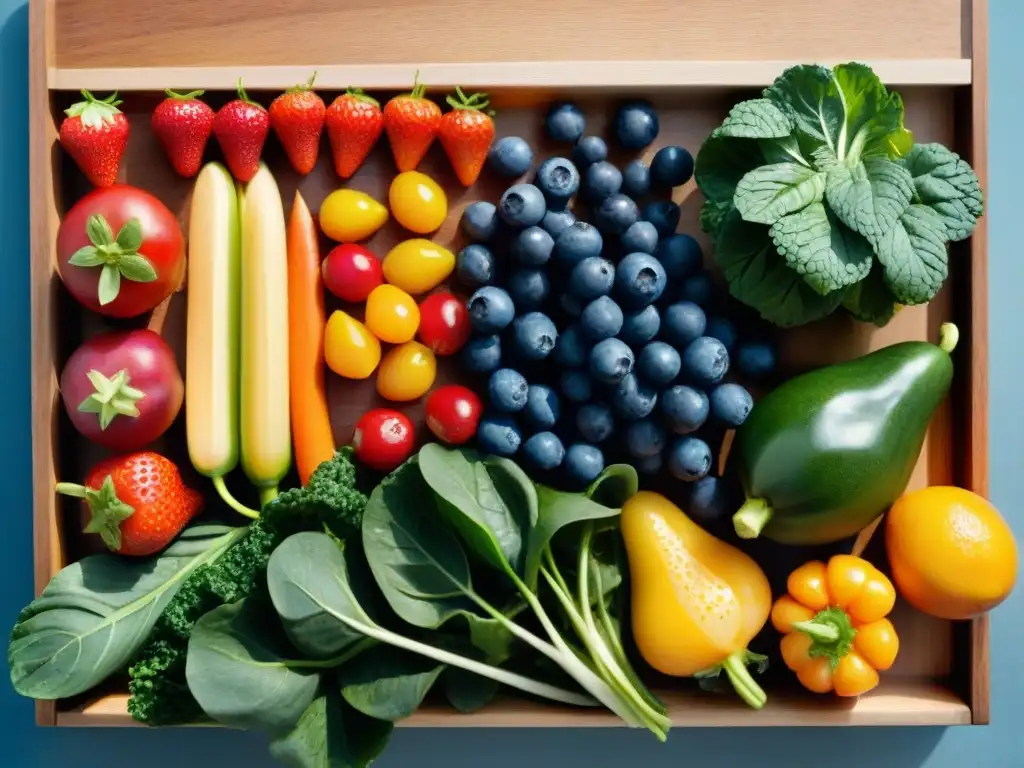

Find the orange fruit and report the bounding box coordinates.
[885,486,1018,620]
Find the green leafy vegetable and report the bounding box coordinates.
[901,143,984,241]
[840,264,900,326]
[874,204,949,304]
[338,646,444,721]
[9,524,243,700]
[443,668,499,713]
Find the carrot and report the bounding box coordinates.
[287,191,335,485]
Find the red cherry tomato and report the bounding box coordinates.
[418,292,471,355]
[353,408,415,471]
[322,244,383,303]
[425,385,482,445]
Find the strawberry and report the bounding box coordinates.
[438,87,496,187]
[383,73,442,172]
[151,89,215,178]
[325,87,383,179]
[59,90,130,188]
[270,72,326,175]
[56,452,204,557]
[213,78,270,182]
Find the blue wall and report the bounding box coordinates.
[3,2,1022,766]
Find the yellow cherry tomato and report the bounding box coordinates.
[389,171,448,234]
[376,341,436,401]
[365,284,420,344]
[324,310,381,379]
[382,239,455,295]
[319,189,388,242]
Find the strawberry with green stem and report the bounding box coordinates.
[270,71,326,175]
[438,86,496,186]
[151,89,215,178]
[213,78,270,182]
[383,72,442,172]
[59,90,130,188]
[326,87,383,179]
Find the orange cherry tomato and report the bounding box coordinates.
[324,310,381,379]
[376,341,436,401]
[365,284,420,344]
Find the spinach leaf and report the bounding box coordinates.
[734,162,824,225]
[8,524,243,699]
[901,142,984,241]
[825,158,914,245]
[269,685,393,768]
[716,98,793,139]
[699,199,732,238]
[769,203,874,295]
[443,668,499,713]
[693,133,764,204]
[185,596,320,734]
[762,64,845,153]
[586,464,639,508]
[417,443,537,574]
[338,645,443,721]
[874,203,949,305]
[841,264,900,326]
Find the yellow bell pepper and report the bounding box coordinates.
[621,491,772,709]
[771,555,899,697]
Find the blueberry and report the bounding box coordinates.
[541,209,576,239]
[513,226,555,266]
[569,257,615,301]
[661,301,706,347]
[705,316,738,352]
[560,369,593,403]
[680,273,714,307]
[589,338,635,384]
[622,159,651,198]
[650,145,694,189]
[572,135,608,168]
[499,183,547,228]
[477,413,523,456]
[656,234,702,281]
[583,161,622,201]
[468,286,515,334]
[576,403,615,443]
[545,102,585,144]
[564,443,605,487]
[461,201,500,242]
[682,336,730,388]
[553,323,591,367]
[614,101,659,149]
[643,200,681,237]
[513,312,558,361]
[488,136,534,178]
[736,341,777,381]
[621,221,658,255]
[595,193,639,235]
[687,475,739,528]
[661,385,709,434]
[610,373,658,420]
[667,436,712,481]
[460,334,503,373]
[626,418,667,459]
[619,305,661,347]
[507,270,550,311]
[536,157,580,209]
[456,244,495,289]
[523,432,566,471]
[581,296,624,341]
[616,252,667,308]
[560,292,585,318]
[635,452,663,475]
[710,383,753,427]
[488,368,529,412]
[524,384,561,430]
[555,222,603,266]
[637,341,681,386]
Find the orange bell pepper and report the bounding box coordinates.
[770,554,899,697]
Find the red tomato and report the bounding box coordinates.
[322,244,384,303]
[418,292,471,355]
[56,185,185,318]
[59,329,183,451]
[353,408,415,471]
[425,385,482,445]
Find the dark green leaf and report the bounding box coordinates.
[118,253,158,282]
[762,64,844,152]
[443,668,499,713]
[875,204,949,305]
[699,199,732,238]
[585,464,639,508]
[769,203,874,295]
[67,246,104,267]
[841,264,900,326]
[901,142,984,241]
[115,218,144,251]
[825,158,914,246]
[735,162,824,225]
[86,214,114,245]
[830,62,904,159]
[716,98,793,139]
[338,646,444,721]
[693,133,764,203]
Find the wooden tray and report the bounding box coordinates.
[28,0,990,728]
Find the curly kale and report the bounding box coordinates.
[127,447,368,725]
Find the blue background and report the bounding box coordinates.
[2,2,1021,765]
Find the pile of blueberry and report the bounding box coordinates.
[455,100,777,492]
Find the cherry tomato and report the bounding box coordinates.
[324,310,381,379]
[319,189,388,242]
[425,385,482,445]
[376,341,436,401]
[382,239,455,295]
[353,408,415,471]
[389,171,448,234]
[365,284,420,344]
[322,244,383,302]
[418,292,471,355]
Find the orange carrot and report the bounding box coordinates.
[287,191,335,484]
